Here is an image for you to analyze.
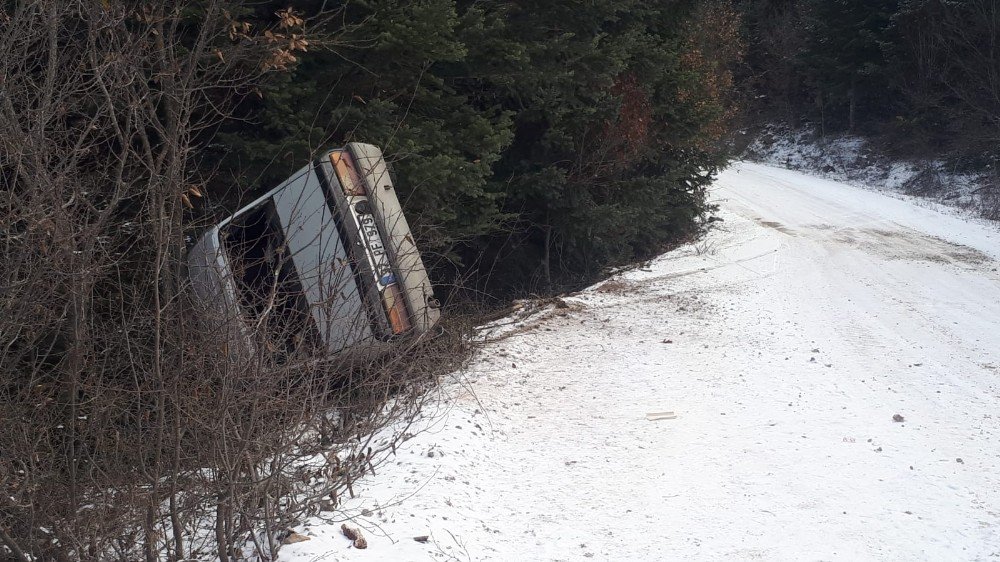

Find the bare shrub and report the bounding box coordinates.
[0,2,455,561]
[977,176,1000,221]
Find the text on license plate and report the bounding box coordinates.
[358,213,392,284]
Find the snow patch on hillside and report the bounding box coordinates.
[745,126,997,220]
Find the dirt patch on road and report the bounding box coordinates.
[754,217,797,236]
[822,226,991,266]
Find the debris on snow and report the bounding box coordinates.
[341,524,368,549]
[282,533,311,545]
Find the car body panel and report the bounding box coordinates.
[270,164,372,349]
[345,143,440,332]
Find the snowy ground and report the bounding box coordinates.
[280,162,1000,561]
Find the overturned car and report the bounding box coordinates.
[188,143,440,360]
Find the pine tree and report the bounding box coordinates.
[213,0,739,291]
[802,0,898,132]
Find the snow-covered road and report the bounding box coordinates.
[282,162,1000,561]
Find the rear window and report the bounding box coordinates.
[221,200,318,359]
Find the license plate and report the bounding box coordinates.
[356,208,393,287]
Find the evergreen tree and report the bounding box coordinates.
[802,0,898,132]
[213,0,739,293]
[465,0,737,287]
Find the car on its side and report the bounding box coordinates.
[187,143,440,361]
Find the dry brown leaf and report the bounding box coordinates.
[282,532,311,545]
[277,8,305,29]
